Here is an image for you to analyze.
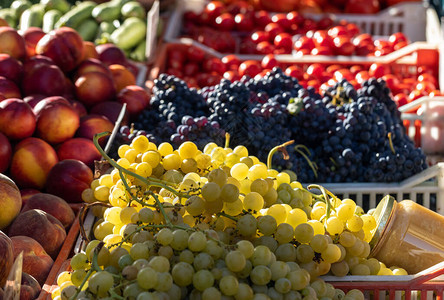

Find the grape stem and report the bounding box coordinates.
[225,132,231,148]
[294,145,318,179]
[307,184,338,220]
[388,132,396,154]
[217,211,239,222]
[267,140,295,169]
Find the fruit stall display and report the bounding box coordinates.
[163,0,431,58]
[0,0,156,62]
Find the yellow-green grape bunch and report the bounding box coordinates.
[60,139,408,300]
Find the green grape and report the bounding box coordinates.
[179,141,198,159]
[346,239,364,256]
[172,262,194,287]
[294,223,314,244]
[250,179,269,196]
[60,285,77,300]
[361,214,377,231]
[310,205,326,221]
[156,228,173,246]
[339,231,357,248]
[162,169,184,184]
[346,215,364,232]
[257,215,277,236]
[266,204,287,224]
[138,207,155,223]
[130,243,149,261]
[70,269,87,287]
[285,208,307,228]
[270,261,290,281]
[350,264,371,275]
[142,150,162,168]
[219,275,239,296]
[286,269,310,291]
[251,245,272,266]
[88,271,114,296]
[163,153,181,170]
[363,258,381,275]
[208,168,227,187]
[118,254,135,269]
[148,256,170,273]
[155,272,173,292]
[122,265,138,281]
[311,279,327,298]
[243,192,264,212]
[321,244,342,263]
[120,206,138,224]
[240,156,254,168]
[310,234,328,253]
[236,214,257,237]
[56,271,71,286]
[225,152,240,168]
[278,189,291,204]
[235,283,253,300]
[179,249,194,264]
[181,158,198,173]
[230,163,249,181]
[137,267,158,290]
[236,240,254,259]
[336,203,355,221]
[225,250,246,272]
[275,223,295,244]
[193,252,214,270]
[202,287,222,300]
[345,289,365,300]
[223,198,244,216]
[171,229,189,251]
[204,240,224,260]
[193,270,214,291]
[250,265,272,285]
[308,220,325,235]
[70,252,89,270]
[201,182,221,202]
[188,231,207,252]
[296,244,314,263]
[132,231,154,244]
[325,216,344,236]
[275,243,297,262]
[233,145,248,157]
[185,195,205,217]
[331,260,349,277]
[94,221,114,241]
[220,183,239,203]
[248,164,268,181]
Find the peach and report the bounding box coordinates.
[20,189,40,208]
[117,85,150,117]
[0,230,13,287]
[23,55,55,74]
[34,96,80,144]
[75,71,116,107]
[35,27,84,72]
[109,64,137,92]
[21,193,75,228]
[19,27,45,58]
[10,137,58,189]
[74,58,112,81]
[0,173,21,230]
[57,137,101,168]
[0,27,26,60]
[21,62,65,96]
[8,209,66,258]
[20,272,42,300]
[45,159,93,203]
[10,236,54,285]
[0,98,36,140]
[67,99,87,118]
[83,41,99,60]
[76,114,114,147]
[90,101,129,125]
[0,53,23,83]
[0,76,21,99]
[96,43,127,66]
[0,132,12,173]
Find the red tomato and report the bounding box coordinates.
[204,1,225,21]
[394,93,408,107]
[286,11,304,26]
[350,65,363,75]
[187,46,206,62]
[261,54,278,69]
[223,70,240,82]
[274,33,293,50]
[333,36,355,56]
[429,90,443,97]
[409,89,427,102]
[264,23,284,40]
[235,13,254,32]
[307,79,321,90]
[285,65,304,79]
[328,26,349,38]
[238,60,262,77]
[183,62,200,76]
[215,13,235,31]
[381,74,400,92]
[296,49,311,56]
[294,36,315,51]
[254,10,271,29]
[368,63,390,78]
[221,54,241,70]
[345,0,380,14]
[307,63,325,79]
[353,34,373,46]
[334,69,354,81]
[355,71,370,84]
[354,42,374,56]
[313,31,333,48]
[203,58,226,75]
[417,73,438,87]
[311,47,333,56]
[346,23,360,37]
[388,32,409,47]
[169,49,186,62]
[167,68,183,78]
[326,65,342,75]
[251,31,270,44]
[317,17,334,30]
[168,59,183,70]
[416,81,436,93]
[393,41,408,51]
[271,13,292,29]
[257,41,275,54]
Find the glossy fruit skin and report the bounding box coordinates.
[345,0,380,13]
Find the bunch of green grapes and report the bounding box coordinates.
[55,136,407,300]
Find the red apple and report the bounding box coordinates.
[45,159,93,203]
[10,236,54,285]
[0,132,12,173]
[0,98,36,140]
[8,209,66,258]
[117,85,150,118]
[22,193,75,228]
[10,137,59,189]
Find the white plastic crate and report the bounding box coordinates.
[164,0,433,60]
[315,162,444,215]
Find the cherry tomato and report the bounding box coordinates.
[355,71,370,85]
[183,62,200,76]
[394,93,408,107]
[221,55,241,70]
[274,33,293,50]
[388,32,409,47]
[418,73,438,87]
[235,13,254,32]
[215,13,235,31]
[271,13,292,29]
[256,41,275,54]
[169,49,186,63]
[368,63,390,78]
[238,60,262,77]
[251,31,270,44]
[264,23,284,40]
[326,65,342,75]
[317,16,334,30]
[254,10,271,29]
[286,11,305,26]
[381,74,400,93]
[350,65,363,75]
[261,54,278,69]
[294,36,315,51]
[328,26,349,38]
[223,70,240,82]
[204,1,225,21]
[187,46,206,62]
[333,36,355,56]
[353,34,373,46]
[306,63,325,79]
[285,65,304,79]
[203,58,226,75]
[429,90,443,97]
[311,47,333,56]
